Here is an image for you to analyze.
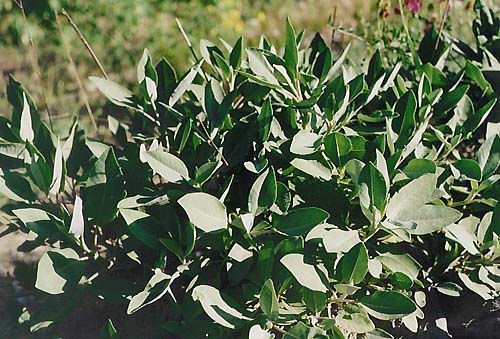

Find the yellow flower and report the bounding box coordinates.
[257,11,266,22]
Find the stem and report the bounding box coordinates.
[61,8,109,80]
[54,8,98,133]
[329,296,355,304]
[272,324,298,338]
[437,136,462,162]
[14,0,53,129]
[335,28,366,43]
[175,18,209,81]
[397,0,410,39]
[448,199,482,208]
[330,6,338,50]
[435,0,451,50]
[198,119,229,167]
[175,18,198,64]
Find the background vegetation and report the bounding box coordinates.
[1,0,494,134]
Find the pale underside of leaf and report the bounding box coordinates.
[280,253,328,292]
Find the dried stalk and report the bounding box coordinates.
[61,8,109,80]
[54,8,98,133]
[13,0,53,129]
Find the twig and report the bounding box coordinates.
[330,5,337,50]
[198,119,229,166]
[61,8,109,80]
[435,0,451,50]
[13,0,53,129]
[54,8,98,133]
[272,324,298,338]
[397,0,415,49]
[175,18,208,81]
[335,28,366,42]
[175,18,198,62]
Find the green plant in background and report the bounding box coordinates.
[0,1,500,338]
[3,0,496,133]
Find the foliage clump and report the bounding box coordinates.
[1,1,499,337]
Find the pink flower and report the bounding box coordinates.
[405,0,422,13]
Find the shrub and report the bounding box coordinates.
[0,1,499,337]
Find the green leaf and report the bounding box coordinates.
[303,288,326,314]
[419,63,447,87]
[306,224,360,253]
[120,209,163,249]
[403,159,436,179]
[359,162,387,212]
[478,135,500,178]
[246,49,279,86]
[291,158,333,181]
[284,322,327,339]
[249,325,273,339]
[446,216,480,255]
[458,273,493,300]
[7,75,41,134]
[69,195,85,238]
[284,17,298,79]
[204,79,222,128]
[13,208,63,239]
[140,145,189,182]
[367,50,384,86]
[173,118,192,153]
[258,98,273,142]
[90,76,133,107]
[82,148,125,225]
[435,85,469,116]
[280,253,328,292]
[169,63,200,106]
[49,138,65,196]
[361,291,417,320]
[178,192,227,232]
[260,279,279,320]
[336,304,375,334]
[248,167,277,215]
[390,272,413,290]
[137,49,158,105]
[275,181,291,214]
[341,243,368,284]
[213,52,231,77]
[0,168,37,202]
[386,174,462,234]
[452,159,482,181]
[366,329,394,339]
[156,58,177,103]
[229,37,243,70]
[99,319,118,339]
[128,267,184,314]
[192,285,251,329]
[486,202,500,241]
[35,248,85,295]
[376,253,421,280]
[465,61,492,94]
[25,150,52,194]
[324,132,352,167]
[394,90,417,149]
[275,207,329,236]
[19,93,34,143]
[290,130,320,155]
[462,98,497,134]
[195,161,221,185]
[0,142,24,160]
[436,282,463,297]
